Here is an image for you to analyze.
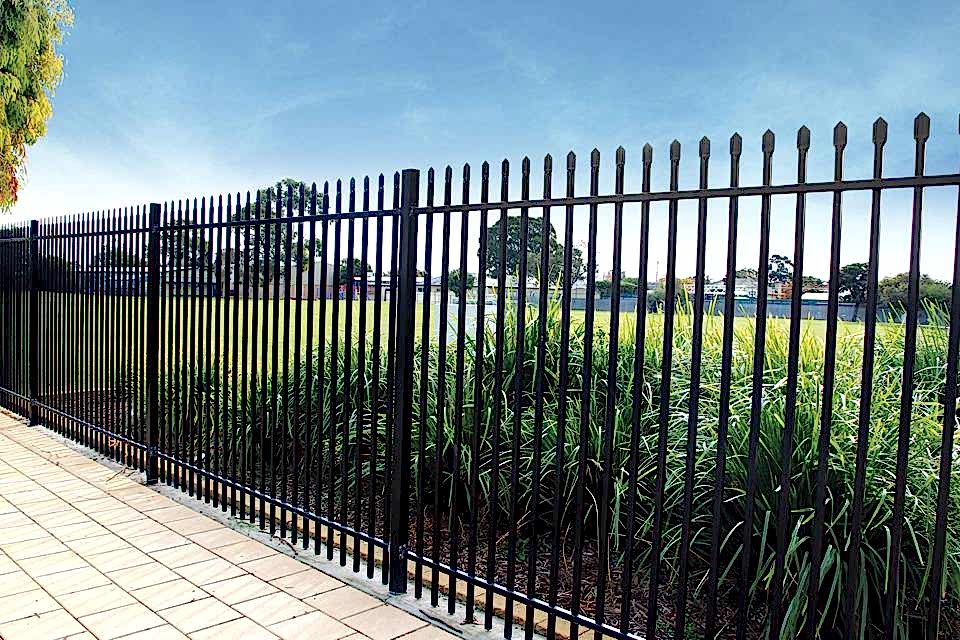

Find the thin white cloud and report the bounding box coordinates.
[476,29,556,86]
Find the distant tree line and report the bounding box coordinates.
[605,259,954,319]
[27,202,958,318]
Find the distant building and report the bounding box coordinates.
[705,277,760,298]
[218,253,338,300]
[342,273,392,302]
[77,266,152,295]
[702,277,794,300]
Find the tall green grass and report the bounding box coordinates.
[161,297,958,638]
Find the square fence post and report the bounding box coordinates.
[388,169,419,593]
[144,203,162,484]
[28,219,39,425]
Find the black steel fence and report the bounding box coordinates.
[1,113,959,640]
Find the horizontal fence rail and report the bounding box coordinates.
[1,113,959,640]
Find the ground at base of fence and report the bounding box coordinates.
[0,413,460,640]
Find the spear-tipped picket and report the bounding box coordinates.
[466,157,487,624]
[926,111,960,640]
[770,125,813,638]
[730,132,742,157]
[596,145,626,639]
[737,127,777,640]
[873,116,888,145]
[834,121,848,149]
[915,111,931,141]
[649,136,681,640]
[413,165,435,600]
[505,153,534,635]
[571,145,602,640]
[885,111,931,639]
[484,155,510,630]
[763,129,775,153]
[706,130,744,640]
[621,140,653,635]
[676,134,711,639]
[450,158,468,616]
[525,151,554,640]
[546,148,576,640]
[840,117,888,633]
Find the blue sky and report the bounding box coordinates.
[9,0,960,281]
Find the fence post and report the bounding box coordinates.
[28,219,39,425]
[144,203,162,485]
[388,169,419,593]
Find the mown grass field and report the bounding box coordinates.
[39,293,931,375]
